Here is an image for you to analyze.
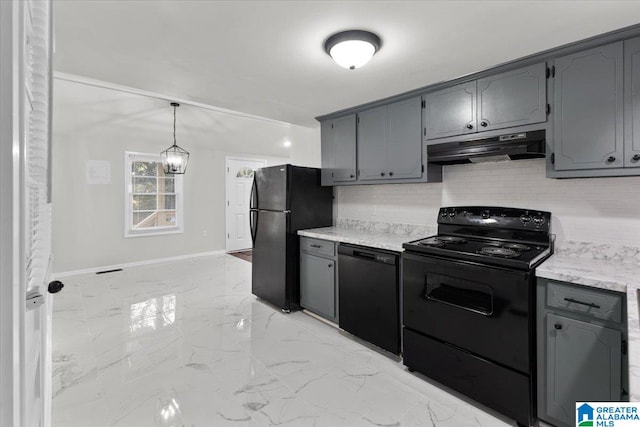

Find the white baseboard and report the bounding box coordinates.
[52,250,227,279]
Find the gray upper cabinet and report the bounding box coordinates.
[326,114,357,183]
[424,62,547,141]
[625,36,640,168]
[424,82,476,140]
[357,105,388,180]
[477,62,547,132]
[358,97,422,181]
[545,313,621,426]
[320,121,334,185]
[387,97,423,179]
[553,42,624,171]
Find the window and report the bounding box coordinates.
[124,152,183,237]
[236,167,255,179]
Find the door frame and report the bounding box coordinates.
[1,1,53,425]
[0,3,21,425]
[225,156,266,253]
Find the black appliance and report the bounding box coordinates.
[427,130,546,165]
[250,165,333,312]
[338,244,400,355]
[402,206,552,427]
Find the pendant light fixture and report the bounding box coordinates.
[324,30,381,70]
[161,102,190,174]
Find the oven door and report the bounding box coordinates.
[402,252,532,374]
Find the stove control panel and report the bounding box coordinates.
[441,208,457,218]
[437,206,551,233]
[533,216,545,226]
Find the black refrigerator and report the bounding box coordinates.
[250,165,333,312]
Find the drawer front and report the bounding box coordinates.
[403,328,531,426]
[546,281,623,323]
[300,236,335,257]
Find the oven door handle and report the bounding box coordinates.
[425,283,493,317]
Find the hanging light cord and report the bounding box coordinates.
[172,104,177,147]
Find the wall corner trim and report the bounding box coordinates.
[51,250,227,279]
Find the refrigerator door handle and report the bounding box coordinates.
[250,210,258,244]
[249,177,257,210]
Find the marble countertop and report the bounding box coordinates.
[298,220,437,253]
[536,255,635,294]
[536,243,640,401]
[298,227,417,252]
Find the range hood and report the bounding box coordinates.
[427,130,546,165]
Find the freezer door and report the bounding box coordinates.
[251,210,289,309]
[254,165,288,211]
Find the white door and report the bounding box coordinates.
[226,158,266,252]
[1,1,54,426]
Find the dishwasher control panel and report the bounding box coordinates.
[376,254,397,264]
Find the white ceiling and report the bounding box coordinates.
[54,1,640,128]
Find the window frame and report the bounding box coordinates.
[124,151,184,238]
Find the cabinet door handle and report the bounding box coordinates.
[310,244,322,248]
[606,156,616,163]
[350,174,355,178]
[554,323,562,330]
[389,171,394,176]
[480,121,488,127]
[632,154,640,162]
[380,172,386,177]
[466,124,473,129]
[328,264,333,268]
[564,297,600,309]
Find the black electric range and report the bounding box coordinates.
[401,206,552,427]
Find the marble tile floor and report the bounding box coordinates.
[53,254,521,427]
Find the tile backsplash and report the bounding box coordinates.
[336,159,640,247]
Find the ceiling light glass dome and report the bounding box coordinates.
[324,30,381,70]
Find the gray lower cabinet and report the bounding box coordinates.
[321,114,357,185]
[299,237,337,322]
[553,42,624,171]
[537,278,627,427]
[358,97,422,181]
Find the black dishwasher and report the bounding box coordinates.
[338,244,400,355]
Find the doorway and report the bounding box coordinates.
[225,157,266,252]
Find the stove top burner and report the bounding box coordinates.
[437,236,467,244]
[417,236,468,247]
[501,242,531,252]
[478,246,520,258]
[418,238,444,247]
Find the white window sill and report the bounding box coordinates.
[124,228,184,238]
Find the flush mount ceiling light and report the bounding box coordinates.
[324,30,381,70]
[161,102,190,175]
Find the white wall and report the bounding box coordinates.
[337,159,640,247]
[52,78,317,273]
[288,126,321,167]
